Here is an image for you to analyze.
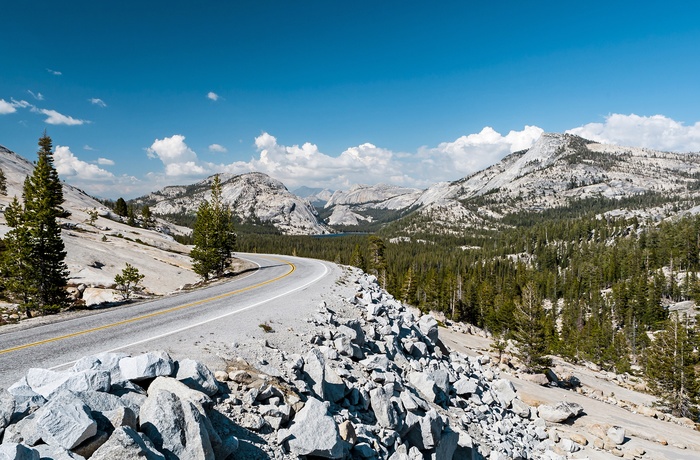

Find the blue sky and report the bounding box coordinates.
[2,1,700,198]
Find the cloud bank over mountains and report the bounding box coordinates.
[138,114,700,196]
[3,111,700,198]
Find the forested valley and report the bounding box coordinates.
[236,206,700,418]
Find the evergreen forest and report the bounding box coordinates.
[236,204,700,418]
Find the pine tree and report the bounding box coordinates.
[141,205,152,228]
[646,312,699,418]
[512,281,551,371]
[349,244,366,271]
[2,133,70,314]
[191,175,236,280]
[2,197,38,316]
[114,263,145,300]
[368,235,387,288]
[114,197,128,217]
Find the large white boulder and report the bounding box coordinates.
[35,391,97,450]
[282,397,346,458]
[118,351,174,382]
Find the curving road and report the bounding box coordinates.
[0,253,339,389]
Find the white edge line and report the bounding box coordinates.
[49,258,330,370]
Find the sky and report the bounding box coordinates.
[2,1,700,199]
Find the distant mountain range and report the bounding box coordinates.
[130,132,700,236]
[7,131,699,242]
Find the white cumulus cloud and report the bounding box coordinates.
[207,92,219,101]
[46,68,62,76]
[0,99,17,114]
[143,126,546,190]
[54,146,114,180]
[39,109,88,126]
[567,113,700,152]
[97,157,115,166]
[419,126,544,179]
[209,143,227,153]
[89,98,107,107]
[147,135,207,177]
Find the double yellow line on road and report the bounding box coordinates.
[0,257,295,355]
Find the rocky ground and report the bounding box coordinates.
[0,267,698,459]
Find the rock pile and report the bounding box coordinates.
[1,272,595,459]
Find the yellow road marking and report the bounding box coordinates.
[0,257,295,355]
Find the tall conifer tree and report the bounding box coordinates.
[2,133,69,313]
[191,174,236,280]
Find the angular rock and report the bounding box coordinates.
[100,406,138,432]
[511,397,531,419]
[24,368,111,400]
[72,430,110,458]
[34,444,85,460]
[0,443,40,460]
[521,373,550,386]
[491,379,517,407]
[2,412,41,446]
[370,384,400,429]
[139,389,214,460]
[175,359,219,397]
[360,355,391,372]
[90,426,165,460]
[453,377,479,396]
[403,409,443,450]
[147,377,212,408]
[324,366,348,403]
[338,420,357,445]
[417,315,439,344]
[284,397,346,458]
[72,353,128,383]
[433,427,459,460]
[408,372,447,406]
[118,351,174,382]
[35,391,97,450]
[537,402,583,423]
[79,387,123,408]
[400,390,428,413]
[303,348,326,398]
[0,391,15,432]
[6,378,46,417]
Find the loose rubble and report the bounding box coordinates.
[0,271,666,459]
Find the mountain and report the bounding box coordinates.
[317,184,423,230]
[138,172,330,235]
[325,183,423,210]
[293,186,334,206]
[389,133,700,236]
[0,145,200,303]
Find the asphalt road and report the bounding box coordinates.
[0,253,339,389]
